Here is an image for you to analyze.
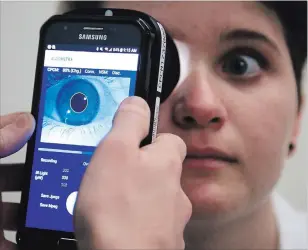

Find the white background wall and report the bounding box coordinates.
[1,1,307,243]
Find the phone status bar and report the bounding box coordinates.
[96,46,138,53]
[46,44,139,54]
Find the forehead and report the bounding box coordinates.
[105,1,284,47]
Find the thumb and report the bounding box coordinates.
[109,96,151,147]
[0,112,36,158]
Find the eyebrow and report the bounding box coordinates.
[220,29,280,53]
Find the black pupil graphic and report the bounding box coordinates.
[71,93,88,113]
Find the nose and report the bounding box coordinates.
[172,69,227,130]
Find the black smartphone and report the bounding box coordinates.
[17,8,179,250]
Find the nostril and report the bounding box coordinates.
[211,117,221,123]
[183,116,196,124]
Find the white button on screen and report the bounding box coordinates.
[66,191,78,215]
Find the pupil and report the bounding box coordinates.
[226,56,247,74]
[70,92,88,113]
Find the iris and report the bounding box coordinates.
[56,78,100,126]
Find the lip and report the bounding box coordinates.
[184,147,238,170]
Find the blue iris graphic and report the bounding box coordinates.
[56,79,100,126]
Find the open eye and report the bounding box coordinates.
[222,55,260,76]
[220,48,269,79]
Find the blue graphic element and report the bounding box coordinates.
[70,93,88,113]
[41,73,133,147]
[55,78,100,126]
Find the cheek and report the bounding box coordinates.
[230,79,297,192]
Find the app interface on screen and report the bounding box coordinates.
[26,44,139,232]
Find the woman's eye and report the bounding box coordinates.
[219,48,269,79]
[222,55,261,77]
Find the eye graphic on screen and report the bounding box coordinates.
[56,78,100,126]
[41,75,130,147]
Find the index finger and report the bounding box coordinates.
[107,96,151,147]
[144,133,187,163]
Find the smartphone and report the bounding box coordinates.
[17,9,179,250]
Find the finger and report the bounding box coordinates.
[1,202,19,231]
[147,133,187,163]
[141,134,187,181]
[0,239,18,250]
[178,189,192,224]
[108,96,151,147]
[0,163,24,191]
[0,113,35,158]
[0,112,24,129]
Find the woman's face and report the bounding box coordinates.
[106,1,302,223]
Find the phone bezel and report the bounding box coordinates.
[17,14,156,248]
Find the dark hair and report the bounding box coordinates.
[261,1,307,109]
[63,1,307,108]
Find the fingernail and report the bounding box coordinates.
[15,113,29,128]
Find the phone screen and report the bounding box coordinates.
[25,22,141,232]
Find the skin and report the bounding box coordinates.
[0,1,304,250]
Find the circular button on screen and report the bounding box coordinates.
[66,191,78,215]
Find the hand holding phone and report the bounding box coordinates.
[0,112,35,249]
[0,112,35,158]
[17,8,181,249]
[74,96,192,250]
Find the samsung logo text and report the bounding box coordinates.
[78,34,107,40]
